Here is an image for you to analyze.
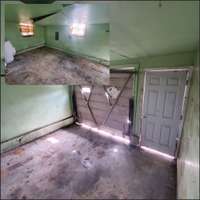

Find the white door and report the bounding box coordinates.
[141,71,187,156]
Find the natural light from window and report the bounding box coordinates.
[70,23,86,36]
[19,22,34,36]
[141,146,175,160]
[81,87,91,94]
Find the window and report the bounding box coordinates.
[70,23,86,36]
[19,22,34,36]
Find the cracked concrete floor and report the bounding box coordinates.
[5,47,109,85]
[1,125,176,199]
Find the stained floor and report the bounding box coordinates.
[1,125,176,199]
[5,47,109,85]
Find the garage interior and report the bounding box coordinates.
[3,2,109,84]
[1,1,199,200]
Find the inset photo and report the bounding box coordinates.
[4,2,109,85]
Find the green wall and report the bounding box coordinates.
[44,24,109,62]
[5,22,45,53]
[1,3,73,147]
[1,77,73,142]
[177,51,199,199]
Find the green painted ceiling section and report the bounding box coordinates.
[37,3,109,25]
[5,2,109,25]
[4,1,199,62]
[110,1,199,61]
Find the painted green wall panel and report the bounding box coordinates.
[5,22,45,52]
[1,78,73,142]
[177,51,199,199]
[45,24,109,62]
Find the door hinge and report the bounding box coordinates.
[180,115,183,120]
[186,79,189,85]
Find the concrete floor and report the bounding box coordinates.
[5,47,109,85]
[1,125,176,199]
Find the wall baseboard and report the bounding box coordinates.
[14,44,109,66]
[45,45,109,66]
[1,116,74,153]
[16,43,45,55]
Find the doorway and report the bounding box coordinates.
[74,70,135,139]
[141,69,191,156]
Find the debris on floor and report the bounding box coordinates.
[5,47,109,85]
[1,125,176,199]
[81,159,93,169]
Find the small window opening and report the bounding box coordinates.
[70,23,86,36]
[81,87,91,94]
[19,22,34,37]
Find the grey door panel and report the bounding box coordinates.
[141,71,187,156]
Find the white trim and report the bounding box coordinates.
[45,45,109,65]
[1,117,74,153]
[144,66,193,72]
[139,71,147,146]
[45,45,66,54]
[110,64,139,70]
[175,68,193,157]
[16,43,45,55]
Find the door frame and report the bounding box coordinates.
[139,67,193,158]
